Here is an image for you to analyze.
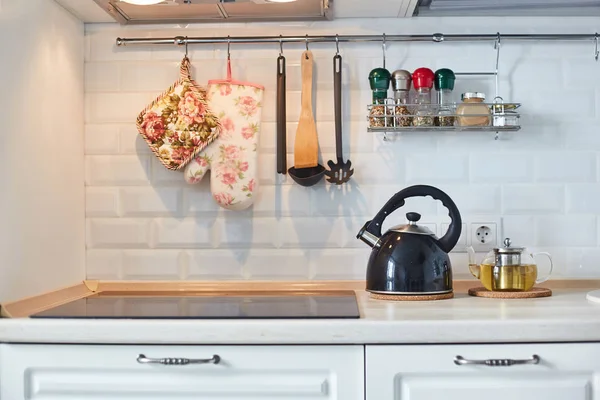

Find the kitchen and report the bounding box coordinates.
[2,0,600,398]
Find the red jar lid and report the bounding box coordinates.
[412,68,434,89]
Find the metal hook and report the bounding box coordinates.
[305,35,309,58]
[382,33,387,69]
[494,32,501,98]
[227,35,231,60]
[595,33,599,61]
[335,34,340,55]
[279,35,284,57]
[185,36,189,58]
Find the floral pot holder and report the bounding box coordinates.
[137,57,221,170]
[184,61,264,211]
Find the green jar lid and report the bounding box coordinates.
[369,68,391,91]
[434,68,456,91]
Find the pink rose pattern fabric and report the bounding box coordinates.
[137,58,221,171]
[184,81,264,211]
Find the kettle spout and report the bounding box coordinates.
[357,221,380,248]
[466,246,480,279]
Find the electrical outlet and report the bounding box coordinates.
[470,223,498,252]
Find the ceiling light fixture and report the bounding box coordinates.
[120,0,164,5]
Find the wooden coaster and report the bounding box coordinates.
[468,287,552,299]
[370,292,454,301]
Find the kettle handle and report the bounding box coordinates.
[361,185,462,253]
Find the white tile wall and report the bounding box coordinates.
[85,17,600,280]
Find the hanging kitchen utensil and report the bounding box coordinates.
[288,48,325,187]
[184,41,265,210]
[357,185,462,297]
[276,46,287,175]
[325,52,353,185]
[137,56,221,170]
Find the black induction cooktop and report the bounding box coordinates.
[30,294,360,319]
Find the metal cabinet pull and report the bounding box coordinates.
[454,354,540,367]
[137,354,221,366]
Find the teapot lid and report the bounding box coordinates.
[494,238,525,254]
[389,212,437,237]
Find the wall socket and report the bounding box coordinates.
[470,223,498,252]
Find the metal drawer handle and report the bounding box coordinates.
[137,354,221,366]
[454,354,540,367]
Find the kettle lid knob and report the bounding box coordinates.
[406,212,421,225]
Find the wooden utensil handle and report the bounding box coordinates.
[301,51,314,114]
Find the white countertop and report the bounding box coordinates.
[1,289,599,345]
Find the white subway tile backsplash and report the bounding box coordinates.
[86,250,122,280]
[535,152,596,182]
[567,184,600,214]
[406,154,469,184]
[500,216,536,246]
[85,124,120,154]
[86,156,151,186]
[244,249,310,279]
[86,93,149,123]
[120,62,181,92]
[187,250,245,280]
[87,219,152,249]
[84,19,600,280]
[86,187,119,217]
[310,249,368,280]
[502,185,564,214]
[85,62,120,92]
[470,153,532,183]
[153,218,217,249]
[536,216,596,247]
[217,217,278,248]
[120,187,181,216]
[122,250,183,280]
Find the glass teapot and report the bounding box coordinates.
[467,238,553,292]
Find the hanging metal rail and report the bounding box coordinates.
[116,32,600,47]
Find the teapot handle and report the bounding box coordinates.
[533,252,553,284]
[361,185,462,253]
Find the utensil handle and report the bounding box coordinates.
[137,354,221,366]
[277,55,287,174]
[454,355,540,367]
[533,252,553,284]
[333,54,343,159]
[301,51,314,115]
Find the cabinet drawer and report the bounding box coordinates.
[2,344,364,400]
[367,343,600,400]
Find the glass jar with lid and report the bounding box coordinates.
[390,69,413,127]
[456,92,491,127]
[411,68,435,127]
[368,68,392,128]
[434,68,456,127]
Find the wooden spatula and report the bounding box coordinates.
[293,50,318,169]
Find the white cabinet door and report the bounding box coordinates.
[1,344,364,400]
[367,343,600,400]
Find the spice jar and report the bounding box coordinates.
[456,92,491,127]
[368,68,392,128]
[391,69,413,127]
[412,68,435,127]
[434,68,456,127]
[492,97,520,127]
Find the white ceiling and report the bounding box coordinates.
[53,0,419,22]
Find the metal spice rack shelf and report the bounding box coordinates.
[367,101,521,137]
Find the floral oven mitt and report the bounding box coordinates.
[137,57,221,170]
[184,71,264,211]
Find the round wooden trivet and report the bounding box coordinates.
[370,292,454,301]
[468,287,552,299]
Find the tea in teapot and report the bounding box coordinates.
[467,238,553,292]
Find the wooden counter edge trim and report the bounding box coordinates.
[0,282,95,318]
[97,279,600,294]
[96,280,367,293]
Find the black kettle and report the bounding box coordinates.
[357,185,462,295]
